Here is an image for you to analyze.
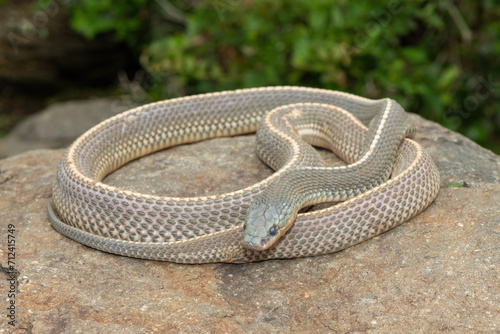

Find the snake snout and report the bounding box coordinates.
[242,201,292,251]
[242,233,269,251]
[242,214,274,251]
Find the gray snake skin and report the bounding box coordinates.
[48,87,440,263]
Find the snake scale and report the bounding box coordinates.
[48,86,440,263]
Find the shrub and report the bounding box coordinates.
[42,0,500,152]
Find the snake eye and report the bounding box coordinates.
[269,227,277,235]
[243,223,247,230]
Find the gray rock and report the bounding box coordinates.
[0,113,499,333]
[0,97,138,158]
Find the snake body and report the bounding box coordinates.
[48,87,440,263]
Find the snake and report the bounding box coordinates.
[47,86,440,263]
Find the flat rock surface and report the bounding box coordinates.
[0,113,499,333]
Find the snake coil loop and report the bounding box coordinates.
[48,87,440,263]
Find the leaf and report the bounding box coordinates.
[291,36,311,68]
[438,66,460,90]
[447,183,465,187]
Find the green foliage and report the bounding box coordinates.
[61,0,500,152]
[51,0,152,47]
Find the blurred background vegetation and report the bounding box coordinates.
[1,0,499,153]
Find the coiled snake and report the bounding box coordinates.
[48,87,440,263]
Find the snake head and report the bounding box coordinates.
[242,199,295,251]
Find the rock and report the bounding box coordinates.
[0,113,499,333]
[0,97,138,158]
[0,1,132,89]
